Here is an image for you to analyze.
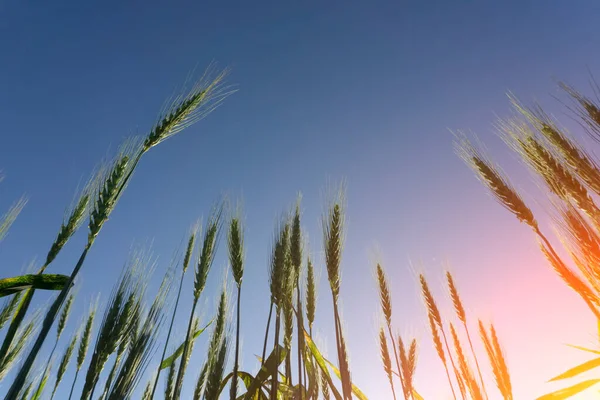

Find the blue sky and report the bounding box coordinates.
[1,1,600,398]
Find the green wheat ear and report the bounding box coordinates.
[323,201,344,301]
[88,152,133,242]
[46,177,93,266]
[0,196,27,243]
[77,301,97,371]
[306,257,316,331]
[194,204,224,299]
[51,331,77,400]
[57,294,75,340]
[144,66,233,151]
[291,201,303,275]
[228,216,245,287]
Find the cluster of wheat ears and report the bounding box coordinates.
[2,64,600,400]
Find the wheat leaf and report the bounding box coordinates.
[243,344,287,400]
[537,379,600,399]
[565,344,600,355]
[548,357,600,381]
[412,389,425,400]
[0,274,70,297]
[303,330,344,400]
[159,319,213,370]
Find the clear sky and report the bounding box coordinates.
[1,1,600,398]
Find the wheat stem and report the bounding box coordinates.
[261,302,274,369]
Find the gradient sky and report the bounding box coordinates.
[2,1,600,398]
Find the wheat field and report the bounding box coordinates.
[2,64,600,399]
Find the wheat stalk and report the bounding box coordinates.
[321,367,330,400]
[450,323,483,400]
[203,289,229,400]
[172,205,223,400]
[68,301,97,400]
[270,219,289,399]
[282,232,295,385]
[422,275,457,400]
[193,362,208,400]
[379,328,397,400]
[141,376,153,400]
[228,213,244,400]
[306,257,316,335]
[428,312,455,398]
[165,362,177,400]
[50,332,78,400]
[489,324,512,399]
[107,268,171,400]
[151,228,197,399]
[539,240,600,318]
[35,293,76,400]
[291,201,306,399]
[376,263,408,399]
[446,271,488,399]
[322,184,353,400]
[405,339,418,400]
[81,260,146,400]
[479,320,512,400]
[261,218,288,374]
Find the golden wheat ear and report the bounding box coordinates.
[454,131,538,229]
[510,95,600,196]
[378,328,397,400]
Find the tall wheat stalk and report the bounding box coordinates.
[291,201,305,398]
[479,321,512,400]
[150,229,197,399]
[269,219,290,400]
[202,289,229,400]
[172,205,223,399]
[446,271,488,399]
[379,328,397,400]
[68,300,96,400]
[376,263,407,399]
[322,188,352,400]
[228,213,245,400]
[283,236,295,385]
[421,274,458,400]
[398,336,417,400]
[450,323,483,400]
[50,329,78,400]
